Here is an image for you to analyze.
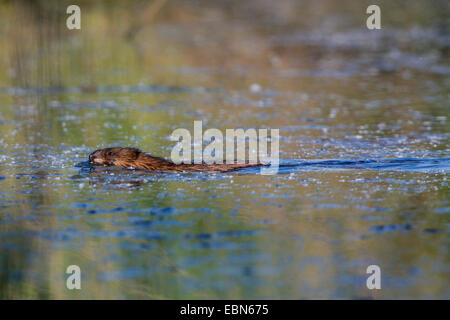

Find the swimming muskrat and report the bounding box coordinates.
[88,147,265,173]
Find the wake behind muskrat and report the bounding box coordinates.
[88,147,265,173]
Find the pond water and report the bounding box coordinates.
[0,0,448,299]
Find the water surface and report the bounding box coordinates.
[0,0,449,299]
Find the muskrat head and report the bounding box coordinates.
[89,147,141,167]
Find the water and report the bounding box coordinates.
[0,0,449,299]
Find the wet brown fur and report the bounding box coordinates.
[89,147,264,173]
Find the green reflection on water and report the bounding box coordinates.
[0,0,448,299]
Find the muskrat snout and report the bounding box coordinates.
[89,151,106,165]
[89,152,99,163]
[88,148,124,166]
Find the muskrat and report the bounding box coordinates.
[88,147,265,173]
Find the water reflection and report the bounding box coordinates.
[0,0,448,299]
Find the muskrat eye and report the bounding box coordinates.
[107,151,114,156]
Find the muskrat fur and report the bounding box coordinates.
[88,147,264,173]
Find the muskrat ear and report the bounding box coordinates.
[127,148,142,159]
